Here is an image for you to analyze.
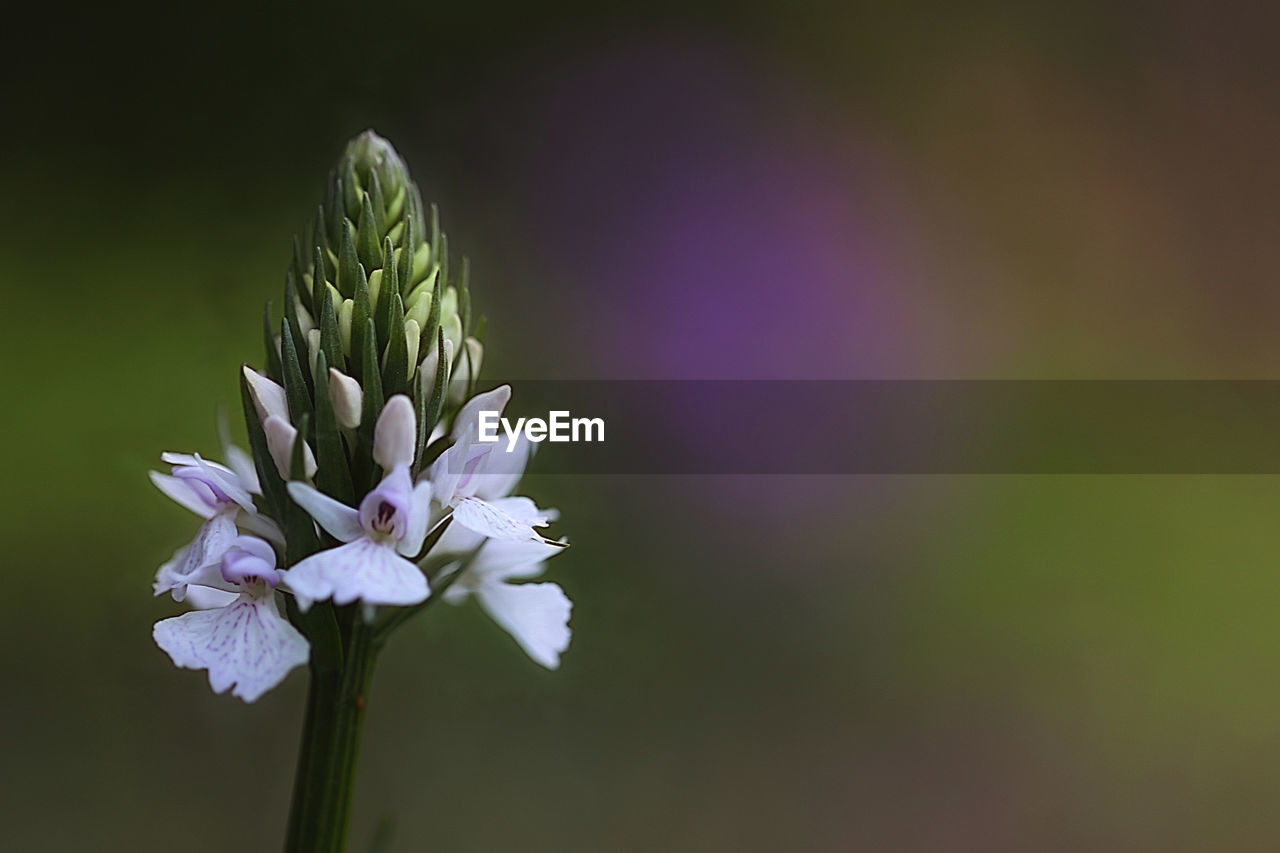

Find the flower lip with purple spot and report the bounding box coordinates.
[358,482,410,540]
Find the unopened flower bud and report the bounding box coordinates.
[306,328,322,376]
[373,395,416,469]
[419,337,453,394]
[295,300,316,336]
[412,242,431,280]
[338,299,354,354]
[404,320,421,372]
[264,415,317,480]
[368,268,385,310]
[442,313,462,357]
[243,366,289,422]
[404,286,432,331]
[329,368,363,429]
[438,287,458,322]
[449,337,484,404]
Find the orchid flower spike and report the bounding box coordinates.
[151,452,281,602]
[153,535,310,702]
[429,385,560,544]
[285,395,432,618]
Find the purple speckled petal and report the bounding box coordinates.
[152,594,309,702]
[283,538,429,611]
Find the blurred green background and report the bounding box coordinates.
[4,1,1280,850]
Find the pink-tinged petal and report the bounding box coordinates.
[452,496,558,543]
[229,535,275,564]
[396,480,436,558]
[287,482,362,543]
[243,366,289,422]
[283,539,429,610]
[468,433,533,501]
[428,433,495,505]
[152,544,192,596]
[374,395,416,470]
[153,513,239,601]
[192,453,255,512]
[150,471,218,519]
[220,536,280,587]
[161,452,233,474]
[163,452,256,511]
[451,385,511,442]
[473,581,572,670]
[264,416,317,480]
[153,594,309,702]
[427,441,463,507]
[223,443,261,496]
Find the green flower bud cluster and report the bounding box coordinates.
[276,130,469,391]
[241,130,481,566]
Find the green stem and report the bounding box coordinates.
[284,616,378,853]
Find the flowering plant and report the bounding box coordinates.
[148,131,572,851]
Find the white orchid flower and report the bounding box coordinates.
[153,535,309,702]
[285,395,431,617]
[150,451,281,601]
[429,385,557,543]
[437,498,572,669]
